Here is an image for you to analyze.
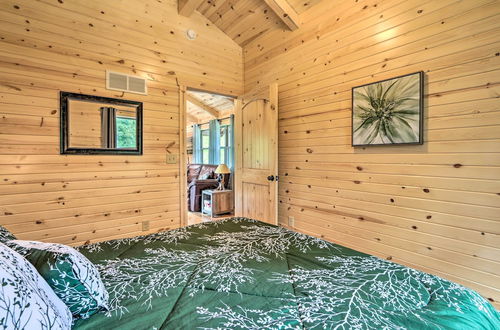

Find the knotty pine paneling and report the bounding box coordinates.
[244,0,500,306]
[0,0,243,246]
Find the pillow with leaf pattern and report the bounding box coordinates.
[8,240,109,320]
[0,225,16,243]
[0,242,72,330]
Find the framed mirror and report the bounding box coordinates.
[60,92,143,155]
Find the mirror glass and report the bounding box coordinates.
[60,92,142,155]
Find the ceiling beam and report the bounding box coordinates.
[186,94,219,118]
[178,0,204,16]
[263,0,300,31]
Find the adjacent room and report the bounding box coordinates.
[185,89,235,224]
[0,0,499,329]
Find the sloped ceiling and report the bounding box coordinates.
[186,0,323,46]
[186,90,234,124]
[286,0,323,14]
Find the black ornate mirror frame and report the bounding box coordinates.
[60,91,143,155]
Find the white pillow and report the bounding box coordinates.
[0,242,72,330]
[8,240,109,319]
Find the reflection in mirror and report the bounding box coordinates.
[68,101,138,149]
[61,92,142,155]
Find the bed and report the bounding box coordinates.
[73,217,499,329]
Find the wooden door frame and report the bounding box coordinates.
[233,98,243,217]
[179,86,187,227]
[178,85,237,227]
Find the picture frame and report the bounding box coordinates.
[60,91,143,155]
[351,71,424,147]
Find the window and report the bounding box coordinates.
[201,129,210,164]
[220,125,231,165]
[116,116,137,148]
[194,120,232,165]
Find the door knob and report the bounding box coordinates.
[267,175,275,182]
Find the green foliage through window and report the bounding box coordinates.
[116,117,137,148]
[201,129,210,163]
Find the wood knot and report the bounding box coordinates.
[453,163,462,168]
[306,148,313,153]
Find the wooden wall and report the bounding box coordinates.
[0,0,242,246]
[243,0,500,306]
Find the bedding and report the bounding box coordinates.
[8,240,109,319]
[0,225,16,243]
[0,242,72,330]
[73,218,499,329]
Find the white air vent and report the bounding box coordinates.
[106,71,147,95]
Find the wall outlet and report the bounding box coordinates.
[288,216,295,227]
[166,154,177,164]
[142,220,150,231]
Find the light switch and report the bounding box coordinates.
[166,154,177,164]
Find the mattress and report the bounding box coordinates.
[73,217,499,329]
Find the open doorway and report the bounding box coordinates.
[181,88,236,225]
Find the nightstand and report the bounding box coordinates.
[201,189,234,217]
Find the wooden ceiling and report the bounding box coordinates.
[286,0,323,14]
[179,0,323,46]
[186,90,235,124]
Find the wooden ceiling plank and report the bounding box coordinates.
[186,94,220,118]
[263,0,301,31]
[178,0,205,16]
[186,112,199,124]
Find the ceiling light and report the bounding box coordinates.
[186,29,197,40]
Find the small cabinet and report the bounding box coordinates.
[202,190,234,217]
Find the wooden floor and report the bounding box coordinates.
[187,211,234,226]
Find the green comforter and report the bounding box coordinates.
[74,218,499,329]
